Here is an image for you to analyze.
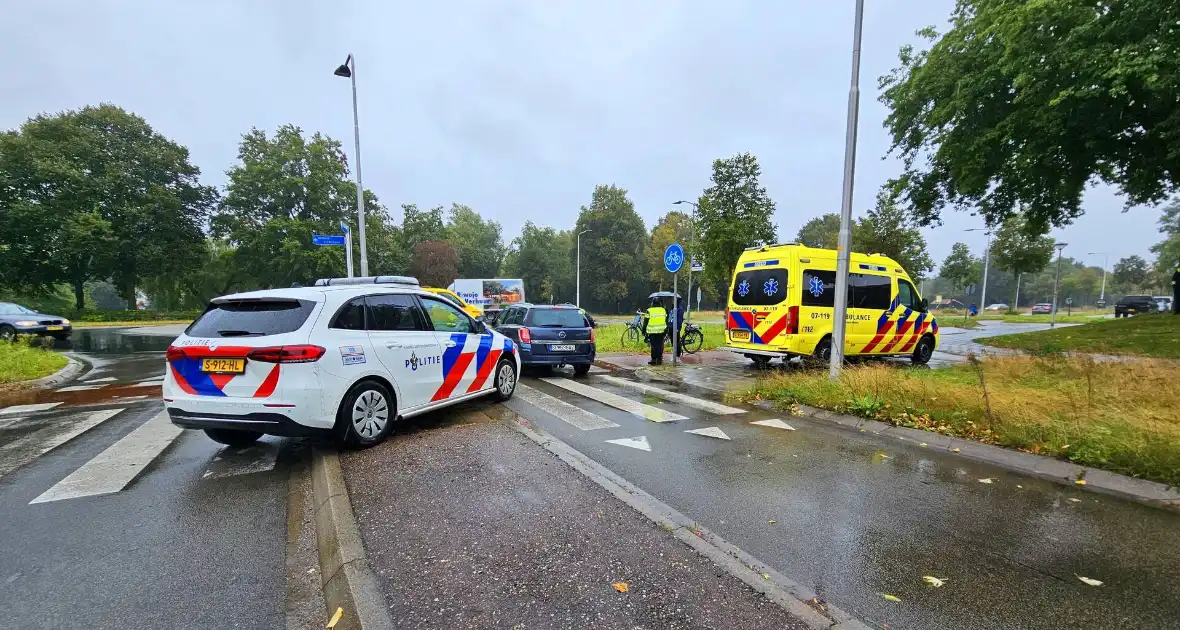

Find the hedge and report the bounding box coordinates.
[67,310,201,322]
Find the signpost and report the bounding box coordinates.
[341,223,354,278]
[664,243,685,367]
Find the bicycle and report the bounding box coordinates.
[680,321,704,355]
[621,312,644,346]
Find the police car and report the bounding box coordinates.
[162,276,519,448]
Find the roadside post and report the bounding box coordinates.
[341,222,354,278]
[313,233,348,277]
[665,243,685,367]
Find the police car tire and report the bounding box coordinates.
[204,428,262,447]
[912,336,935,365]
[493,359,517,401]
[338,380,395,448]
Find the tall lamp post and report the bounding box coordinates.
[673,200,699,320]
[334,54,369,276]
[576,229,591,307]
[829,0,866,380]
[966,227,992,309]
[1088,252,1108,305]
[1050,242,1067,328]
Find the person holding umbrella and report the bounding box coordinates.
[641,296,668,365]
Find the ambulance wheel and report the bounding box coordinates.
[808,338,833,367]
[747,354,771,368]
[911,335,935,365]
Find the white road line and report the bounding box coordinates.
[516,384,620,430]
[0,402,63,417]
[201,442,280,479]
[56,384,105,392]
[540,378,687,423]
[605,436,651,451]
[751,419,796,430]
[80,376,117,383]
[135,379,164,386]
[685,426,731,440]
[0,409,124,481]
[593,375,747,415]
[30,411,183,504]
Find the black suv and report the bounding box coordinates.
[491,304,595,374]
[1115,295,1156,318]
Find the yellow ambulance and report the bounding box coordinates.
[724,243,938,366]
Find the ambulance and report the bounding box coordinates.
[724,243,938,366]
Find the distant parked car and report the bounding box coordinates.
[984,303,1008,311]
[1031,303,1053,315]
[1115,295,1156,318]
[490,304,595,375]
[0,302,72,341]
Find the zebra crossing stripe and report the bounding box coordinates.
[0,402,63,417]
[593,375,746,415]
[30,410,182,504]
[516,384,620,430]
[0,409,124,481]
[540,378,686,423]
[57,384,105,392]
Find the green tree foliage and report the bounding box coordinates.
[879,0,1180,230]
[940,242,979,292]
[1113,255,1150,292]
[796,213,841,249]
[645,211,692,288]
[409,240,460,288]
[1150,201,1180,292]
[506,222,574,304]
[574,185,648,312]
[698,153,777,292]
[0,104,215,309]
[856,190,935,280]
[401,204,446,252]
[140,240,240,309]
[446,203,504,278]
[990,214,1056,306]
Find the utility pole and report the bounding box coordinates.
[334,54,369,276]
[966,227,992,309]
[1088,252,1108,303]
[1050,243,1067,328]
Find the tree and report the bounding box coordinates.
[446,203,504,277]
[402,204,446,252]
[0,104,215,309]
[879,1,1180,230]
[409,240,459,287]
[574,185,648,312]
[645,211,692,288]
[855,190,935,280]
[940,242,978,293]
[796,213,842,249]
[1113,255,1150,292]
[698,153,778,292]
[506,222,573,304]
[990,214,1055,308]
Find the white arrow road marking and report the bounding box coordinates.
[594,375,746,415]
[685,426,731,440]
[201,442,280,479]
[30,410,183,504]
[56,384,105,392]
[0,409,125,481]
[516,384,620,430]
[80,376,117,383]
[751,419,796,430]
[541,378,686,423]
[605,436,651,452]
[0,402,63,417]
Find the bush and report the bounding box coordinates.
[68,309,201,322]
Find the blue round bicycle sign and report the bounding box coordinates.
[664,243,685,273]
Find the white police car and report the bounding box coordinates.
[162,276,519,447]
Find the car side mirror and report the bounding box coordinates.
[920,298,929,312]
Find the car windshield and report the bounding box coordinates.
[525,308,587,328]
[0,303,35,315]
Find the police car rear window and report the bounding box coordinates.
[525,309,588,328]
[732,269,787,306]
[186,299,316,338]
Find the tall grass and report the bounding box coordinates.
[0,338,68,385]
[746,355,1180,486]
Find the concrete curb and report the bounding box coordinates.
[497,405,870,630]
[311,449,393,630]
[13,356,86,389]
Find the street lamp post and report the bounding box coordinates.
[966,227,992,309]
[1050,242,1068,328]
[576,229,591,308]
[673,200,699,321]
[830,0,866,380]
[1088,252,1108,303]
[334,54,369,276]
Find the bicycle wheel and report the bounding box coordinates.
[683,329,704,354]
[622,326,639,346]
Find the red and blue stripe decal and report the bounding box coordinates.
[467,334,502,393]
[168,345,279,398]
[860,297,902,353]
[899,312,929,353]
[432,333,474,402]
[727,311,765,344]
[879,308,914,353]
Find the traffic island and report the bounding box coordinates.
[338,407,822,629]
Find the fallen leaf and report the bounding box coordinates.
[881,593,902,602]
[1075,479,1087,486]
[327,607,344,629]
[919,442,928,447]
[978,478,994,484]
[1068,498,1081,503]
[762,573,771,580]
[612,582,629,593]
[768,520,777,524]
[922,576,947,588]
[952,447,961,453]
[1076,575,1103,587]
[1017,485,1023,489]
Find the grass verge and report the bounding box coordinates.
[938,316,981,329]
[0,341,68,384]
[594,323,726,353]
[983,314,1180,359]
[976,314,1107,324]
[739,355,1180,486]
[73,320,192,328]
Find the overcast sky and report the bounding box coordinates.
[2,0,1163,272]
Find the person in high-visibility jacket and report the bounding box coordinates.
[641,298,668,365]
[1172,262,1180,314]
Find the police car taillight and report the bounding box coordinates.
[785,306,799,335]
[246,345,326,363]
[165,346,186,361]
[518,328,532,343]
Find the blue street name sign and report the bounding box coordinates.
[313,234,346,246]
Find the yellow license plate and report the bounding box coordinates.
[201,358,245,374]
[731,330,751,342]
[46,326,63,331]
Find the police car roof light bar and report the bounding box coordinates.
[314,275,420,287]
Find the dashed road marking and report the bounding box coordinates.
[80,376,117,383]
[593,375,747,415]
[0,402,63,417]
[201,442,280,479]
[604,436,651,452]
[56,384,105,392]
[30,411,183,504]
[516,384,620,430]
[751,419,796,430]
[0,409,124,481]
[685,426,731,440]
[541,378,686,423]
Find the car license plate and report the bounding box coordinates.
[731,330,751,342]
[46,326,63,331]
[201,358,246,374]
[549,344,575,352]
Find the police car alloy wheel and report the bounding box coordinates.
[494,360,517,401]
[339,381,395,447]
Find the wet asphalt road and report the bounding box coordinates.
[508,370,1180,630]
[0,329,309,630]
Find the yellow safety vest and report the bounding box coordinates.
[646,306,667,334]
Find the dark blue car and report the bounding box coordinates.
[491,304,595,375]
